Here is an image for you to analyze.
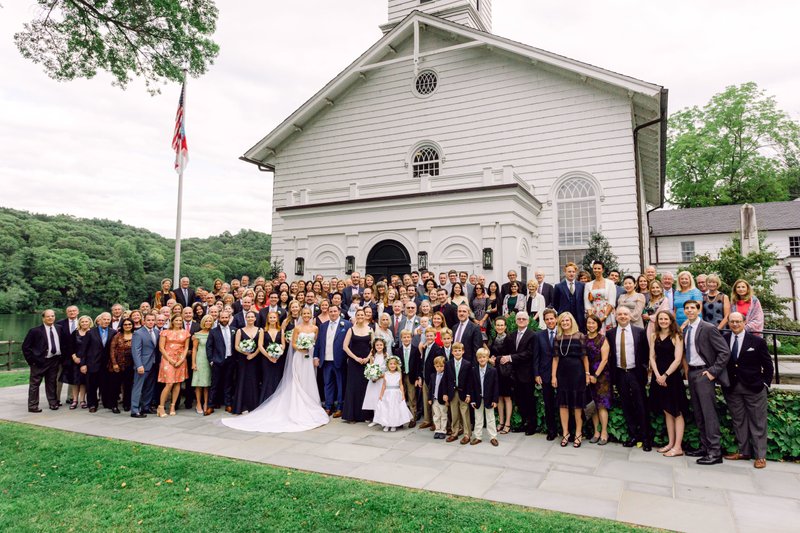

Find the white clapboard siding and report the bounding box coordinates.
[271,24,642,279]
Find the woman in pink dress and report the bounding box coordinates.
[157,314,190,417]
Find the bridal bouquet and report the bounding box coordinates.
[364,363,383,382]
[296,334,315,358]
[240,339,256,354]
[266,343,284,359]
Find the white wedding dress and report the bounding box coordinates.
[222,330,329,433]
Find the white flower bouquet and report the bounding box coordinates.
[296,333,315,358]
[266,343,283,359]
[364,362,383,382]
[240,339,256,354]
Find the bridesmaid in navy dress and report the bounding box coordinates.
[259,310,286,403]
[342,308,372,423]
[233,311,263,414]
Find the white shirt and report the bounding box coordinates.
[615,325,634,369]
[325,321,337,361]
[684,317,703,366]
[46,325,61,357]
[729,331,744,361]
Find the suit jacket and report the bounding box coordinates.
[504,329,537,384]
[533,328,558,380]
[433,303,458,329]
[231,310,254,330]
[56,318,78,359]
[500,281,528,303]
[722,331,773,393]
[257,306,287,329]
[78,327,117,373]
[552,280,586,331]
[175,287,196,308]
[421,343,445,385]
[342,285,364,309]
[393,343,421,381]
[428,371,447,405]
[302,303,321,320]
[688,319,730,386]
[22,324,67,367]
[538,282,555,307]
[206,324,237,366]
[606,324,649,384]
[470,364,499,407]
[445,357,472,399]
[182,321,201,352]
[452,320,482,363]
[131,326,159,371]
[314,318,352,369]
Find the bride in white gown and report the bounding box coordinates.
[222,307,329,433]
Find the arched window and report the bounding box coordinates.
[556,176,598,271]
[412,145,440,177]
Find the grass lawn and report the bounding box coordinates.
[0,369,28,388]
[0,421,652,532]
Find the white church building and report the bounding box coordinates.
[242,0,668,282]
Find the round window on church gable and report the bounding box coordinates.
[414,70,438,97]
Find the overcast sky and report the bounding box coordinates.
[1,1,798,238]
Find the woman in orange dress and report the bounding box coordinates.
[157,314,190,417]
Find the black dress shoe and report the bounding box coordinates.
[643,443,652,452]
[111,407,120,414]
[622,438,637,448]
[525,429,536,436]
[510,427,525,433]
[28,407,42,413]
[696,455,723,465]
[685,448,706,457]
[89,407,97,413]
[130,412,147,418]
[49,405,59,411]
[546,433,557,441]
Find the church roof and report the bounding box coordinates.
[648,200,800,237]
[242,10,667,205]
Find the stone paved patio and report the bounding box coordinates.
[2,384,799,532]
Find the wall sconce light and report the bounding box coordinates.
[294,257,305,276]
[345,255,355,275]
[417,251,428,271]
[482,248,493,270]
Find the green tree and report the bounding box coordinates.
[580,232,622,275]
[667,82,800,208]
[14,0,220,93]
[683,234,789,317]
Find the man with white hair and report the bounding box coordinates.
[499,311,538,435]
[661,272,675,310]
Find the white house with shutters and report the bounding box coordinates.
[241,0,668,283]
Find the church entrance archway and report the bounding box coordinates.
[366,240,411,279]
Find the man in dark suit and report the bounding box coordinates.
[682,299,730,465]
[131,313,159,417]
[534,271,555,307]
[444,344,472,444]
[231,296,255,330]
[433,288,458,329]
[500,269,528,303]
[206,310,237,413]
[452,304,482,363]
[552,263,586,332]
[78,312,116,413]
[303,291,322,319]
[341,272,364,310]
[174,276,196,308]
[533,309,559,440]
[258,292,287,328]
[55,304,79,402]
[469,348,500,446]
[606,305,650,450]
[180,307,201,409]
[314,305,351,417]
[418,329,444,430]
[500,311,538,435]
[722,312,773,468]
[393,329,421,427]
[21,309,64,412]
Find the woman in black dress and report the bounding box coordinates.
[551,312,590,448]
[233,311,263,414]
[486,281,500,325]
[489,316,513,434]
[258,310,286,403]
[342,308,372,423]
[649,310,688,457]
[64,315,92,409]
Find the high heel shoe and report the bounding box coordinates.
[157,406,167,418]
[560,434,571,447]
[169,409,176,416]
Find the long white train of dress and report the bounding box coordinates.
[221,337,329,433]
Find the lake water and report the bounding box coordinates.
[0,314,44,343]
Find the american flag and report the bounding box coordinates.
[172,81,188,173]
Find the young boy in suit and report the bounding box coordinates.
[419,328,444,430]
[394,329,421,427]
[470,347,500,446]
[428,356,448,439]
[446,342,472,444]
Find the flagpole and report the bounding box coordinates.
[173,69,187,287]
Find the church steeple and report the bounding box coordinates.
[382,0,492,34]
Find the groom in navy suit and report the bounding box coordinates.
[314,304,351,417]
[552,262,586,332]
[131,313,159,417]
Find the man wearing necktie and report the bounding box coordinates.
[175,276,196,308]
[77,312,116,413]
[55,304,80,403]
[131,313,160,417]
[682,300,730,465]
[22,309,64,412]
[499,312,538,435]
[206,311,237,413]
[721,312,773,468]
[533,309,560,440]
[552,263,586,332]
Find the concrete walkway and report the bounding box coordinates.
[2,385,799,532]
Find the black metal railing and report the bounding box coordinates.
[762,329,800,385]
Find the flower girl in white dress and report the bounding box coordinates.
[363,337,388,425]
[373,355,413,432]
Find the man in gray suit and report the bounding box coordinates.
[682,300,730,465]
[131,313,159,418]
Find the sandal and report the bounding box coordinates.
[157,406,167,418]
[560,434,571,447]
[80,401,88,409]
[69,401,78,410]
[573,434,583,448]
[499,425,510,435]
[663,449,684,457]
[657,445,672,454]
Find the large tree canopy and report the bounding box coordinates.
[14,0,220,93]
[667,82,800,208]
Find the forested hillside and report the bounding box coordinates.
[0,208,273,313]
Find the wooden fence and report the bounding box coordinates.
[0,340,22,370]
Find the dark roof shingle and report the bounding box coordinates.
[649,201,800,237]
